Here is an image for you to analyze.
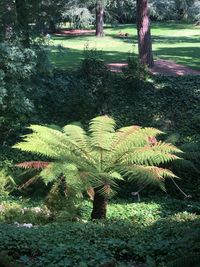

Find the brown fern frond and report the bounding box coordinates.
[16,161,50,170]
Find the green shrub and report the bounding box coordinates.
[0,41,52,145]
[123,55,149,84]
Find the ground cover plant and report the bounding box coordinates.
[0,197,200,267]
[51,22,200,70]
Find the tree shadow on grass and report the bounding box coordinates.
[154,46,200,70]
[152,35,200,44]
[50,44,200,70]
[108,34,200,45]
[50,46,131,69]
[151,21,196,30]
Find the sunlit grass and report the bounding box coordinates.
[50,22,200,70]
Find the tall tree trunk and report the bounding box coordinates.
[91,187,107,219]
[15,0,30,47]
[96,0,104,37]
[136,0,154,67]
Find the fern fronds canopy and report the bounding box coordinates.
[14,115,181,196]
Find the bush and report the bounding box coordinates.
[0,41,52,145]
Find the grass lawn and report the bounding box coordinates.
[50,22,200,70]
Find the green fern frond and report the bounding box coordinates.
[119,165,177,191]
[14,125,70,158]
[141,127,163,137]
[121,151,179,166]
[112,126,141,149]
[40,162,64,184]
[113,126,146,152]
[110,131,180,168]
[150,142,181,153]
[63,124,90,152]
[89,115,116,151]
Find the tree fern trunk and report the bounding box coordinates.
[91,187,107,219]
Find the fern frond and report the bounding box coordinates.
[89,116,116,151]
[150,141,181,153]
[110,128,179,169]
[40,162,62,184]
[121,151,179,166]
[119,143,181,165]
[63,124,91,155]
[16,161,50,169]
[111,126,141,149]
[141,127,163,137]
[14,125,70,158]
[118,165,177,191]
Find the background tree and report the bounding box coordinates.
[96,0,104,37]
[15,0,30,47]
[0,0,16,41]
[136,0,154,67]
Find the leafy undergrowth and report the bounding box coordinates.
[0,197,200,266]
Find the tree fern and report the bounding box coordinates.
[14,115,181,219]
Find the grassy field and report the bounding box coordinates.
[50,22,200,70]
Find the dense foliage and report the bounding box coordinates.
[55,0,200,28]
[0,197,200,266]
[0,41,52,145]
[0,0,199,40]
[54,0,200,27]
